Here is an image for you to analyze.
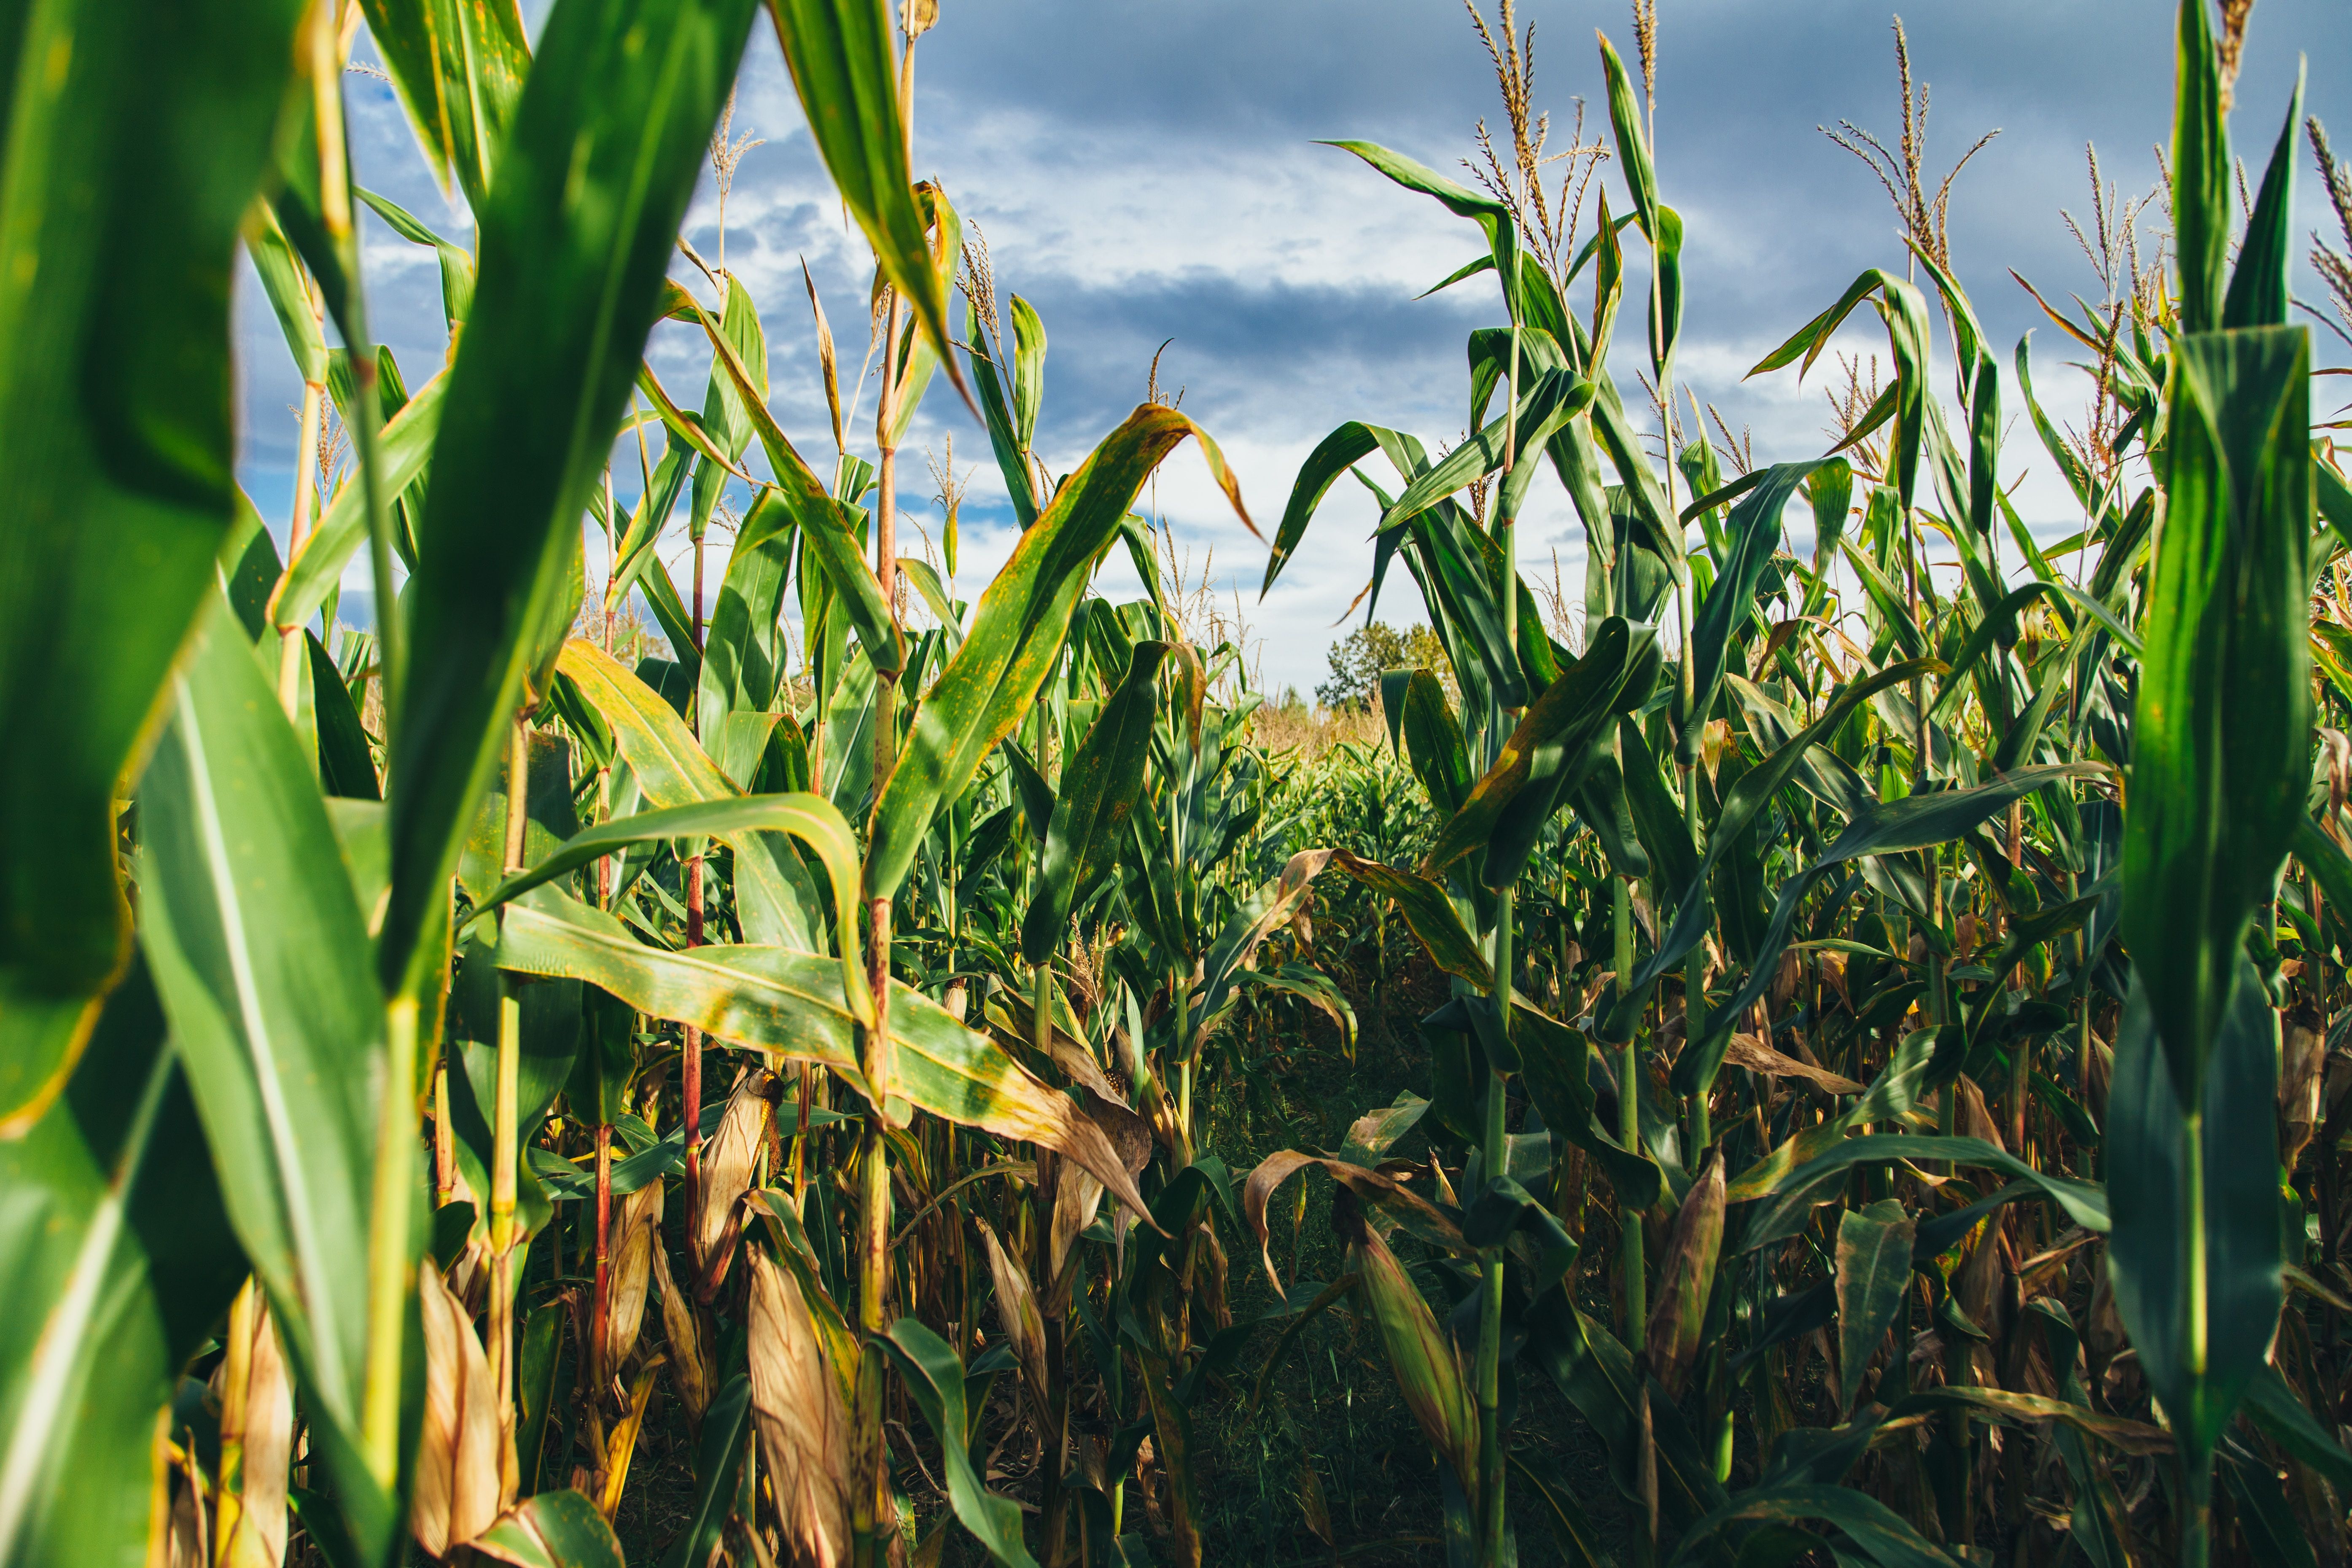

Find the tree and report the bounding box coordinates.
[1314,621,1451,711]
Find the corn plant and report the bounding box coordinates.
[1244,2,2350,1565]
[6,0,2352,1565]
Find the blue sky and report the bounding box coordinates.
[237,0,2352,696]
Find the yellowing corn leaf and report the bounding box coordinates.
[977,1218,1050,1414]
[1722,1033,1864,1095]
[693,1068,775,1279]
[1243,1150,1469,1296]
[747,1247,853,1568]
[411,1262,513,1557]
[603,1181,663,1381]
[496,892,1157,1228]
[650,1237,710,1425]
[213,1281,294,1568]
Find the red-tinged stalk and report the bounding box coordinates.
[591,1121,613,1394]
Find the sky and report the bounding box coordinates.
[235,0,2352,698]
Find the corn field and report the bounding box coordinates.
[4,0,2351,1564]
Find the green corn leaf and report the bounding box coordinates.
[2243,1364,2352,1490]
[681,290,907,681]
[356,187,476,329]
[1260,420,1415,597]
[1421,617,1657,886]
[475,793,870,1026]
[1632,658,1941,996]
[2221,1442,2319,1568]
[2126,324,2310,1106]
[698,490,800,748]
[556,640,825,953]
[1328,852,1494,990]
[880,1321,1040,1568]
[1672,762,2102,1095]
[1749,272,1932,508]
[1511,999,1661,1209]
[1618,716,1698,906]
[309,631,381,800]
[1589,387,1683,565]
[382,0,760,1003]
[2106,961,2284,1503]
[1567,730,1651,879]
[137,594,399,1566]
[2224,67,2304,329]
[455,728,577,910]
[788,483,903,678]
[471,1487,626,1568]
[358,0,532,210]
[1648,204,1685,382]
[2171,0,2229,334]
[1399,500,1530,710]
[247,199,328,383]
[1666,1482,1961,1568]
[1022,643,1171,963]
[606,431,696,611]
[1381,368,1592,529]
[1010,294,1047,450]
[866,404,1250,900]
[1738,1135,2107,1253]
[1678,462,1834,759]
[1324,140,1520,321]
[0,0,304,1134]
[1835,1199,1916,1415]
[766,0,966,405]
[444,928,576,1247]
[0,961,244,1568]
[2013,331,2098,514]
[1596,31,1659,241]
[495,891,1154,1222]
[655,1375,752,1568]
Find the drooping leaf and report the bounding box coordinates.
[1665,1482,1960,1568]
[475,793,871,1025]
[494,891,1153,1224]
[880,1320,1040,1568]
